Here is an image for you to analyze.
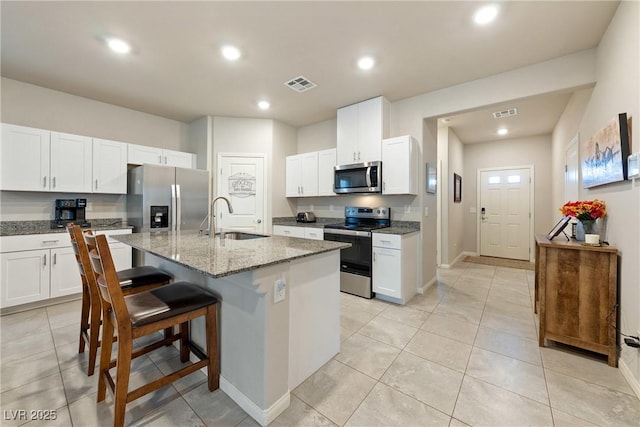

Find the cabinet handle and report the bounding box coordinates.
[164,156,168,164]
[284,230,290,234]
[159,155,163,163]
[358,152,361,161]
[381,240,392,244]
[52,177,56,188]
[95,179,98,190]
[353,152,356,161]
[373,252,376,262]
[53,253,57,265]
[41,240,59,245]
[43,176,47,188]
[43,254,47,267]
[301,186,304,194]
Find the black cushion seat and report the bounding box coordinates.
[125,282,219,327]
[117,266,172,289]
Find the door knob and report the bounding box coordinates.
[256,219,262,224]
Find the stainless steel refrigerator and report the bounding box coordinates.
[127,164,209,233]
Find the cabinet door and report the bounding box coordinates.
[93,138,128,194]
[357,97,384,163]
[336,104,359,165]
[127,143,163,165]
[372,247,402,298]
[317,148,336,196]
[0,249,50,308]
[1,124,50,191]
[285,155,302,197]
[273,225,305,238]
[300,152,318,196]
[163,149,195,168]
[382,135,417,195]
[50,132,93,193]
[304,228,324,240]
[50,247,83,298]
[109,242,132,271]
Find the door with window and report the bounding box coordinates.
[479,168,532,260]
[216,154,266,234]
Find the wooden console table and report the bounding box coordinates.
[535,235,618,367]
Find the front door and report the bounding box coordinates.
[216,154,266,233]
[479,168,531,260]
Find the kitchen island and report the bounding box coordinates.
[113,231,349,426]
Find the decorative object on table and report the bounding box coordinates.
[559,199,607,242]
[628,152,640,179]
[453,173,462,203]
[546,216,571,240]
[426,162,437,194]
[581,113,630,188]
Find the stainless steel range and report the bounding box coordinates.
[323,206,391,299]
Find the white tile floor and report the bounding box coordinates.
[1,261,639,426]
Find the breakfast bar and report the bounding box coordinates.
[113,231,349,426]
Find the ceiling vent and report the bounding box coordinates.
[285,76,316,93]
[492,108,518,119]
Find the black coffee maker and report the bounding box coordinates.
[52,198,90,229]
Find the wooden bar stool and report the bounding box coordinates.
[88,234,219,427]
[68,224,173,376]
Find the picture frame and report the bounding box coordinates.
[581,113,631,188]
[546,216,571,240]
[453,173,462,203]
[426,162,437,194]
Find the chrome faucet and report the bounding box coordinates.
[209,196,234,239]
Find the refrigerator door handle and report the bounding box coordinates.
[176,184,182,231]
[171,184,177,231]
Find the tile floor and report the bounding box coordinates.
[1,261,639,426]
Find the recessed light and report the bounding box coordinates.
[497,128,508,136]
[474,4,499,25]
[357,56,375,70]
[258,100,270,110]
[106,37,131,54]
[221,45,241,61]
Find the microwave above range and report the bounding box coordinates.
[334,161,381,194]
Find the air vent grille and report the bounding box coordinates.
[285,76,316,93]
[492,108,518,119]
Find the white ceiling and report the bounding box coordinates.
[1,1,618,135]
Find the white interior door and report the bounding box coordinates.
[217,154,265,233]
[564,135,579,202]
[479,168,531,260]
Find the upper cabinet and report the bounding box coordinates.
[128,143,196,168]
[317,148,336,196]
[382,135,419,195]
[336,96,389,165]
[1,124,92,192]
[93,138,128,194]
[286,152,318,197]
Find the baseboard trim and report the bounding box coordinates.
[619,359,640,399]
[441,251,476,269]
[418,275,437,294]
[220,375,290,426]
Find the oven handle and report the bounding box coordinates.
[323,228,371,237]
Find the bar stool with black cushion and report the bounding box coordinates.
[68,224,173,376]
[88,234,220,427]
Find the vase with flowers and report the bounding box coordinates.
[559,199,607,242]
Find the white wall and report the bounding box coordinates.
[447,129,465,264]
[560,0,639,390]
[1,78,189,150]
[297,118,336,153]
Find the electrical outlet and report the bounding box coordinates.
[274,279,286,303]
[404,205,411,213]
[424,207,429,217]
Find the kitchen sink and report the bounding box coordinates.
[218,232,268,240]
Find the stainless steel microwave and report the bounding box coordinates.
[334,161,382,194]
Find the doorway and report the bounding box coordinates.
[564,134,580,202]
[216,153,266,234]
[478,167,533,261]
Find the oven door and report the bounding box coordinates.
[324,229,373,298]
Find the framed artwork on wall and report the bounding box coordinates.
[453,173,462,203]
[581,113,630,188]
[426,162,437,194]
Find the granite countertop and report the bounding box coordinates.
[113,230,350,279]
[272,217,420,235]
[0,219,133,236]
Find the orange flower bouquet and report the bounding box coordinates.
[560,200,607,221]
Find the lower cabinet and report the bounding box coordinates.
[0,228,132,308]
[372,232,418,304]
[273,225,323,240]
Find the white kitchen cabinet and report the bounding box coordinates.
[93,138,128,194]
[127,143,196,169]
[372,232,418,304]
[304,228,324,240]
[0,124,92,192]
[382,135,419,195]
[317,148,336,196]
[273,225,306,238]
[336,96,389,165]
[286,152,318,197]
[0,228,132,308]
